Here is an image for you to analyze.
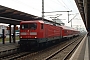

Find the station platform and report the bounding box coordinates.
[0,40,19,52]
[70,34,89,60]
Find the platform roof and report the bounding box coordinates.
[0,5,62,25]
[75,0,90,31]
[0,5,39,25]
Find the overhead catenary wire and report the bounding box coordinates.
[60,0,71,10]
[69,0,79,13]
[54,0,71,10]
[47,0,70,11]
[13,0,57,14]
[13,0,41,12]
[12,0,72,22]
[12,0,72,14]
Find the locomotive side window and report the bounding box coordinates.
[21,24,28,29]
[29,23,37,30]
[41,24,43,29]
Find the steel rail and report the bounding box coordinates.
[62,35,85,60]
[44,35,85,60]
[0,48,19,58]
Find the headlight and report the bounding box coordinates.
[20,36,22,38]
[35,37,37,38]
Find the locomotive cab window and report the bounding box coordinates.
[29,23,37,30]
[21,23,37,30]
[21,24,28,29]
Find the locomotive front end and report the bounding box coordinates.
[19,21,39,48]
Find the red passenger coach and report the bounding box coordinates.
[61,26,80,38]
[19,20,62,48]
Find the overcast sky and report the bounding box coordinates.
[0,0,86,31]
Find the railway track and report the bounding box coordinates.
[0,52,30,60]
[44,35,85,60]
[16,35,85,60]
[0,35,85,60]
[0,48,19,59]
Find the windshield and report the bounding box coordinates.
[21,23,37,30]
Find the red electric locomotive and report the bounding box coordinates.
[19,20,62,48]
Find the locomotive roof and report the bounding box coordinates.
[61,26,78,31]
[21,19,61,25]
[21,20,44,23]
